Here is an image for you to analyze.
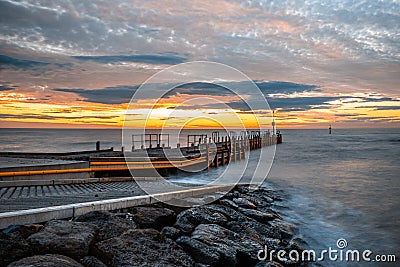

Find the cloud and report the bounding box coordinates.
[0,114,118,120]
[0,54,72,71]
[356,106,400,111]
[51,80,319,105]
[256,81,320,95]
[0,86,15,91]
[53,85,138,104]
[0,81,17,91]
[0,54,49,70]
[72,53,187,65]
[268,96,344,111]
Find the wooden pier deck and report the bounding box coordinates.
[0,132,281,228]
[0,133,279,187]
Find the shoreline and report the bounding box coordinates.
[0,184,310,267]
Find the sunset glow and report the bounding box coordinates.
[0,0,399,129]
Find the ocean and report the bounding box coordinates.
[0,128,399,265]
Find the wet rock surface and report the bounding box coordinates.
[8,254,83,267]
[81,256,107,267]
[93,228,194,267]
[27,220,98,261]
[130,206,175,230]
[0,231,33,266]
[76,210,136,241]
[3,185,309,267]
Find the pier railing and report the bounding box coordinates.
[0,133,280,186]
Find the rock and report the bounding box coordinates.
[245,191,275,204]
[226,217,287,244]
[161,226,182,240]
[256,207,283,220]
[237,186,250,194]
[255,260,284,267]
[174,215,195,234]
[242,194,264,206]
[27,220,97,261]
[219,199,239,209]
[2,224,43,238]
[0,232,33,266]
[238,208,275,223]
[174,207,227,234]
[191,224,237,266]
[224,191,241,199]
[76,210,136,241]
[191,224,260,266]
[205,204,244,221]
[81,256,107,267]
[8,254,83,267]
[226,220,264,244]
[93,228,194,267]
[176,236,220,266]
[232,197,257,209]
[130,207,175,230]
[268,219,295,240]
[261,195,274,203]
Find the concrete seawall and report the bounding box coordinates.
[0,184,232,229]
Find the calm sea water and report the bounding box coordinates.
[0,128,399,265]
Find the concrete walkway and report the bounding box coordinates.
[0,180,234,229]
[0,180,204,213]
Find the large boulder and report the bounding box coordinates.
[93,228,194,267]
[268,219,295,240]
[2,224,43,239]
[205,204,244,221]
[27,220,97,261]
[227,216,293,242]
[238,208,275,223]
[176,236,220,266]
[232,197,257,209]
[8,254,83,267]
[161,226,182,240]
[130,207,175,230]
[219,199,239,209]
[190,224,261,266]
[80,256,107,267]
[0,232,33,266]
[255,261,284,267]
[174,207,227,234]
[76,210,136,241]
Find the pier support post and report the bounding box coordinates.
[233,138,237,162]
[206,143,210,171]
[96,141,100,151]
[239,137,243,160]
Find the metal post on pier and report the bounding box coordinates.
[96,141,100,151]
[206,142,210,171]
[239,137,243,160]
[233,137,236,162]
[227,137,231,164]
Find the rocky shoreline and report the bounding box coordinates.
[0,185,310,267]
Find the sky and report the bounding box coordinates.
[0,0,399,129]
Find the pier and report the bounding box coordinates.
[0,131,281,227]
[0,131,280,187]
